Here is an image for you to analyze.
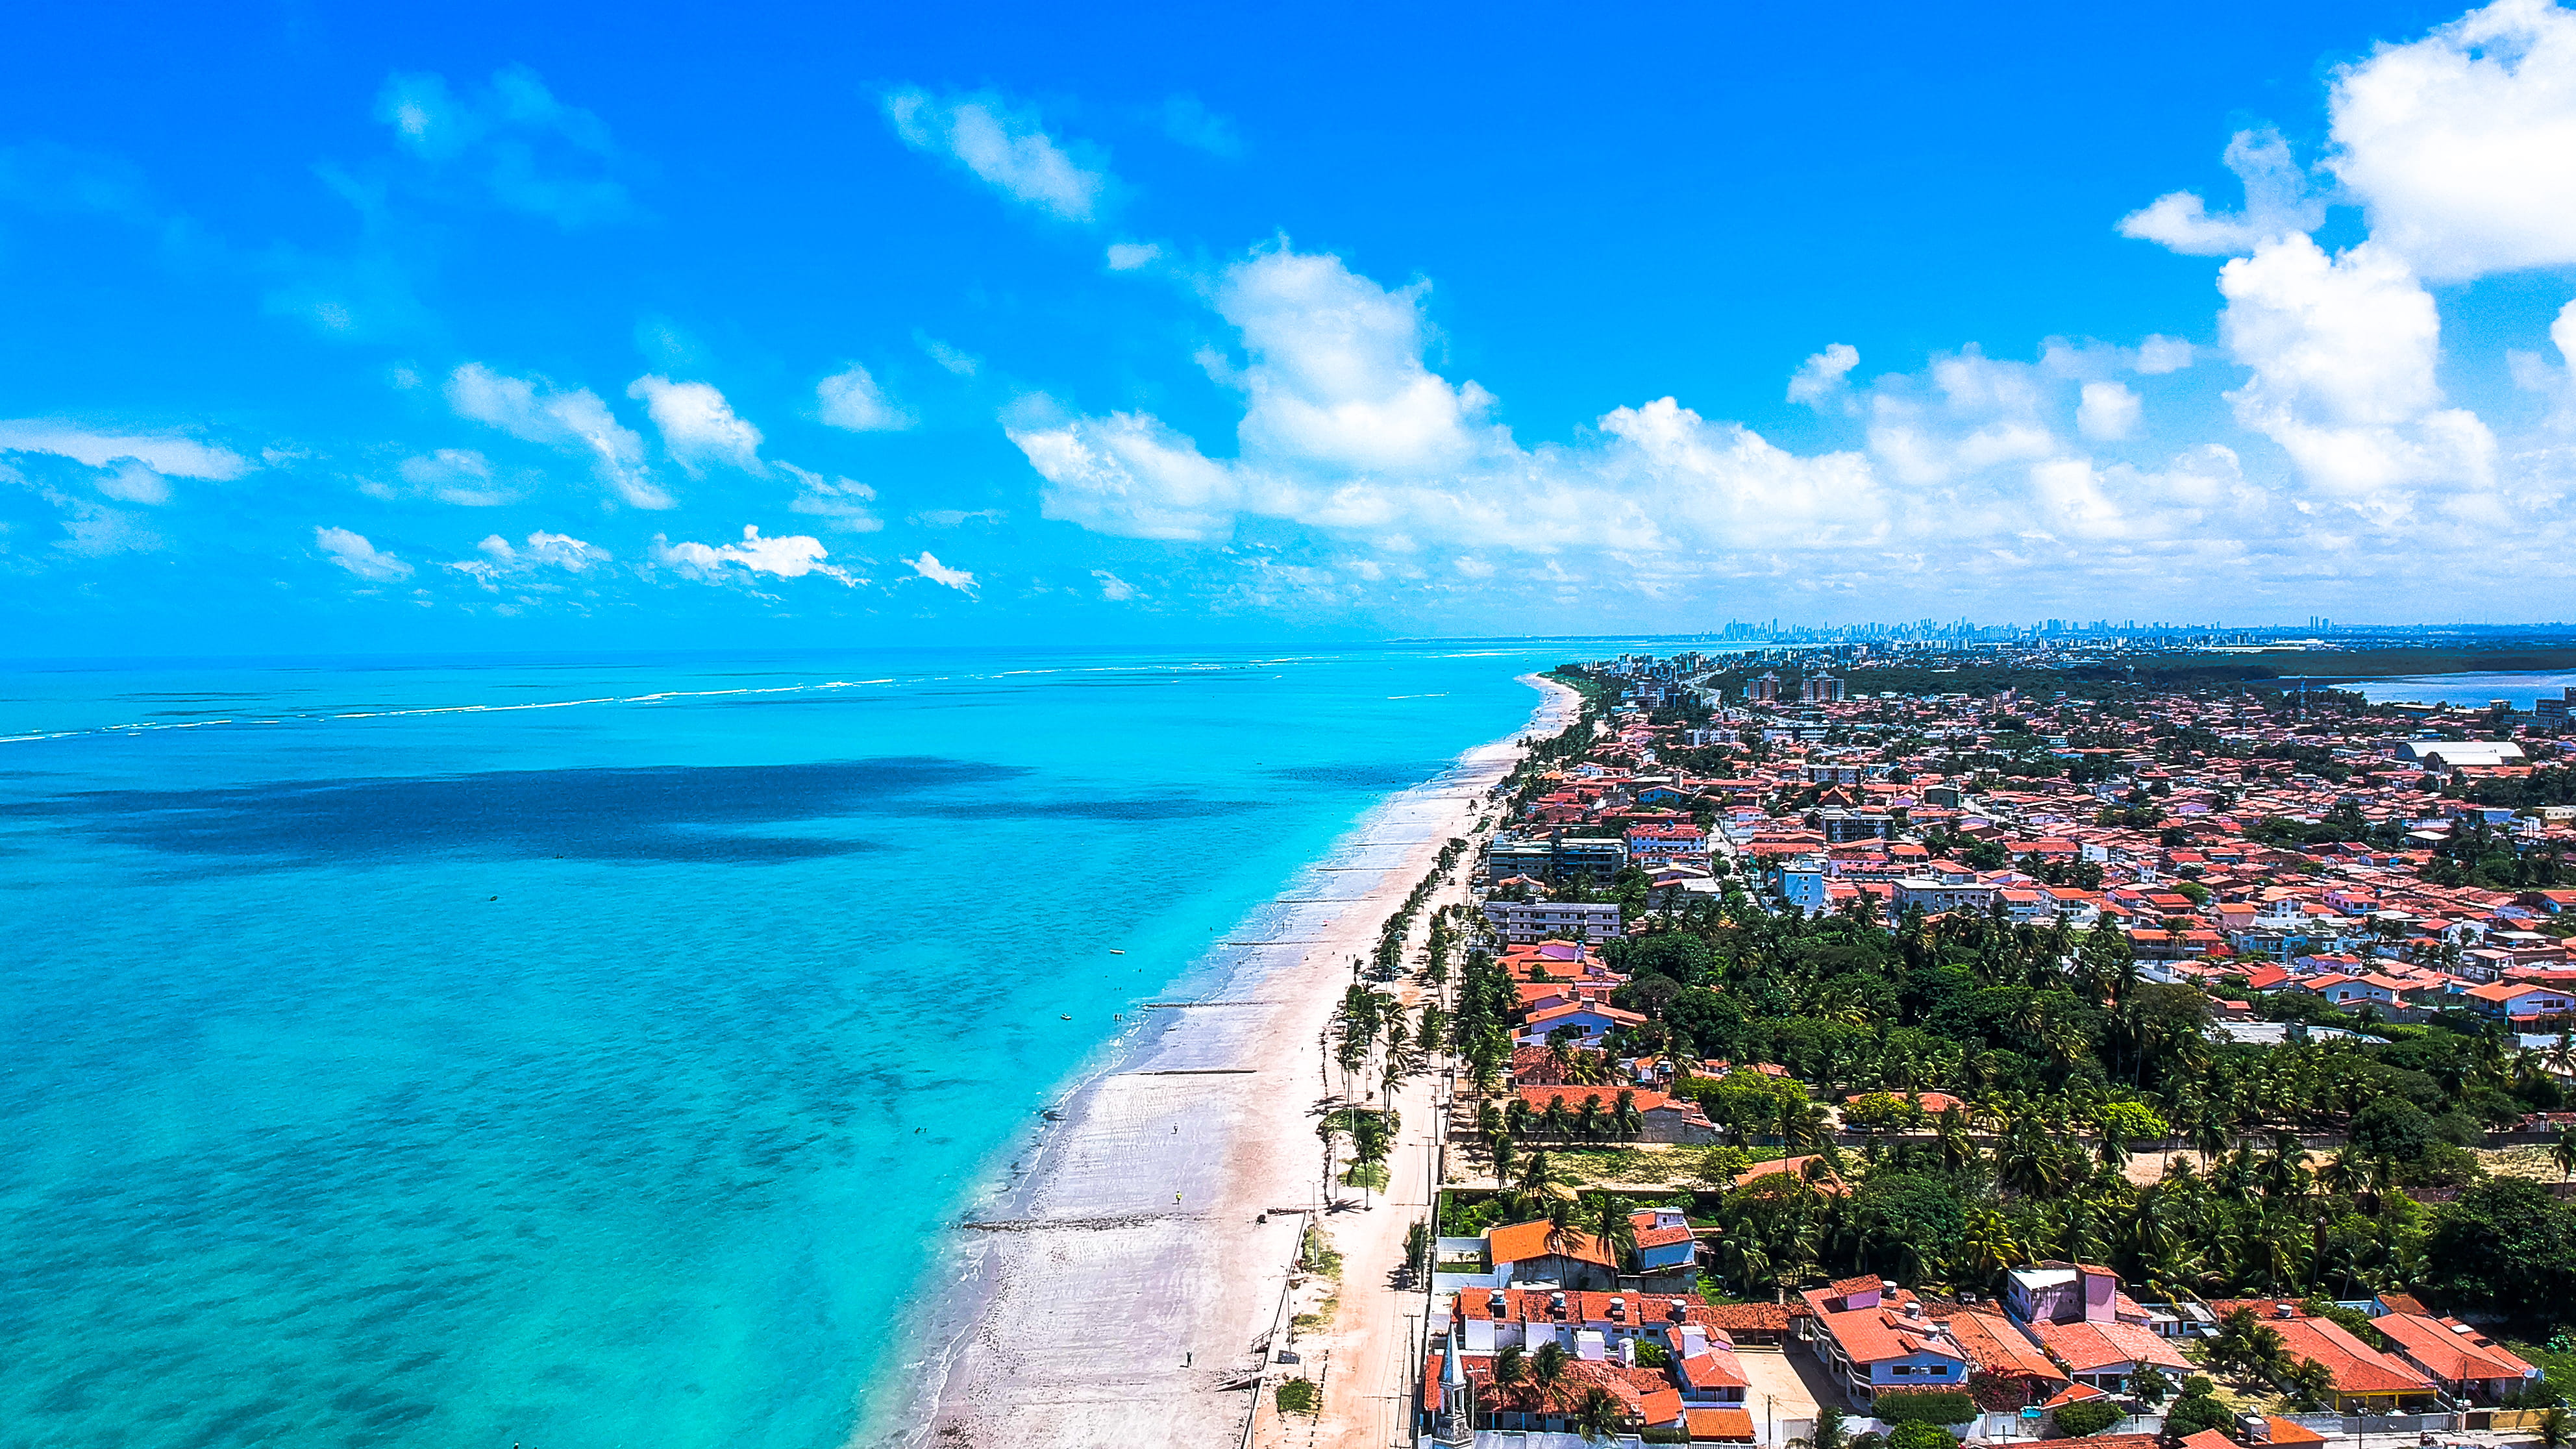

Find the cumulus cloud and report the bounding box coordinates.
[1011,406,1242,541]
[1106,242,1162,271]
[1787,344,1860,408]
[2217,235,2492,506]
[374,66,631,227]
[2119,127,2323,255]
[0,420,253,481]
[446,362,671,509]
[2134,336,2195,375]
[885,88,1106,222]
[626,375,765,475]
[446,529,609,588]
[815,364,911,432]
[2326,0,2576,280]
[316,525,413,580]
[780,462,885,532]
[2076,381,2142,440]
[1091,568,1137,601]
[650,525,854,585]
[906,551,980,596]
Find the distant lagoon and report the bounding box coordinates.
[2321,669,2576,710]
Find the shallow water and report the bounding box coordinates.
[0,644,1569,1449]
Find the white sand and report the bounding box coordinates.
[884,675,1579,1449]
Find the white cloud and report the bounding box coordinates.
[95,462,171,505]
[2134,336,2195,375]
[1091,568,1137,601]
[1217,246,1507,477]
[2326,0,2576,280]
[626,375,765,475]
[2119,127,2323,256]
[1011,406,1243,541]
[446,362,671,509]
[906,551,980,597]
[2218,234,2492,505]
[2076,381,2142,440]
[374,66,630,227]
[316,525,413,580]
[916,334,981,377]
[1787,344,1860,407]
[446,528,608,588]
[650,525,854,585]
[884,88,1106,223]
[780,462,885,532]
[815,364,911,432]
[1106,242,1161,271]
[0,420,253,480]
[394,448,513,506]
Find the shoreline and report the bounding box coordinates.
[866,671,1581,1449]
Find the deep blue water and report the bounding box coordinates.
[0,645,1569,1449]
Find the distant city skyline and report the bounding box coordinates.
[6,1,2576,656]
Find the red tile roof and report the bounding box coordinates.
[2372,1312,2538,1385]
[1485,1219,1616,1269]
[1688,1407,1757,1441]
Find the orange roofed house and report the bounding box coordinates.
[2370,1309,2541,1403]
[1800,1276,1972,1406]
[2209,1301,2439,1413]
[1427,1287,1754,1439]
[2004,1262,2193,1394]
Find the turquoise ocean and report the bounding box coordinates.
[0,643,1578,1449]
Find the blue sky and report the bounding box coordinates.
[5,0,2575,656]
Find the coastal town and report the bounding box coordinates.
[1248,648,2576,1449]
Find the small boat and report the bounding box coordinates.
[1059,1013,1072,1020]
[1109,949,1125,955]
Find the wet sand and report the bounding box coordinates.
[882,674,1579,1449]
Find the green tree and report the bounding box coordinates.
[2050,1402,2124,1437]
[1531,1339,1569,1392]
[1574,1385,1624,1443]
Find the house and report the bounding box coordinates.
[2370,1311,2542,1403]
[2464,982,2576,1023]
[2208,1302,2438,1412]
[1801,1276,1972,1405]
[1484,1219,1618,1290]
[1630,1205,1702,1279]
[1516,998,1649,1048]
[1928,1303,2071,1406]
[2005,1263,2193,1393]
[1433,1288,1752,1437]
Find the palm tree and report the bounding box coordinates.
[2536,1406,2571,1449]
[1491,1132,1520,1191]
[1586,1191,1639,1274]
[1573,1386,1624,1443]
[2555,1128,2576,1182]
[1544,1196,1585,1261]
[1531,1339,1569,1394]
[2318,1145,2370,1198]
[1774,1094,1829,1163]
[1493,1342,1528,1395]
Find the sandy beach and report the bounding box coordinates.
[887,673,1580,1449]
